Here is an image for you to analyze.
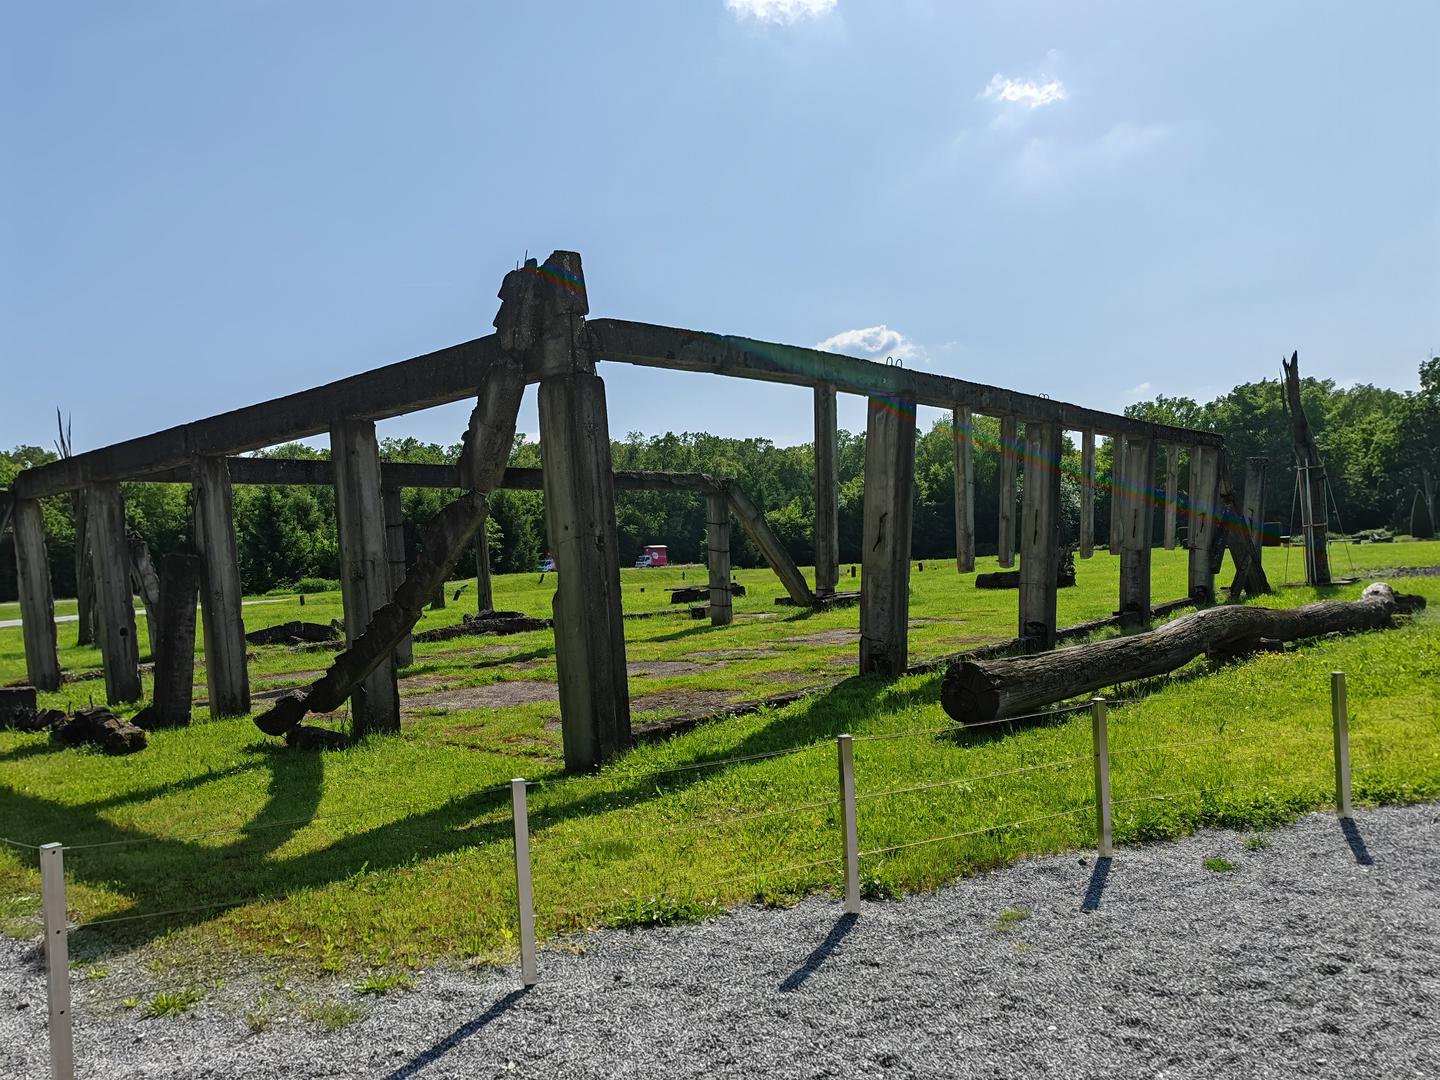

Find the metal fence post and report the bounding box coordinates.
[837,734,860,914]
[39,843,74,1080]
[1090,698,1114,858]
[1331,671,1352,819]
[510,779,538,987]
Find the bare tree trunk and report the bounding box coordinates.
[1283,351,1331,585]
[941,582,1420,725]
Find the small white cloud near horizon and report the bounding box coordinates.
[726,0,837,23]
[981,74,1067,111]
[1127,381,1153,398]
[816,325,925,364]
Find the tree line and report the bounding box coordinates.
[2,360,1435,602]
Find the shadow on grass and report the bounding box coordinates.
[7,671,914,958]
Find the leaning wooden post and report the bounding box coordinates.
[39,843,74,1080]
[1017,421,1061,650]
[191,455,250,716]
[1331,671,1352,819]
[1078,429,1096,560]
[1163,443,1180,550]
[837,734,860,914]
[1187,445,1220,603]
[12,498,61,691]
[859,393,916,675]
[1108,434,1128,553]
[953,406,976,572]
[706,488,733,627]
[380,483,413,668]
[1118,437,1155,630]
[1090,698,1113,858]
[332,417,400,735]
[997,414,1018,568]
[87,481,142,704]
[813,383,840,595]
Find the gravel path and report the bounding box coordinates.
[4,803,1438,1079]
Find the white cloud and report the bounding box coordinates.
[726,0,837,23]
[816,325,924,364]
[1128,381,1152,398]
[981,74,1067,111]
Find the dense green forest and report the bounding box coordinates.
[3,361,1436,601]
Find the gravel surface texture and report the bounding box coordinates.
[3,803,1437,1079]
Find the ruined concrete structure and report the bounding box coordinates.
[3,249,1250,770]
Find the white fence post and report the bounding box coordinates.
[1331,671,1352,819]
[837,734,860,914]
[1090,698,1114,858]
[510,779,538,987]
[39,843,74,1080]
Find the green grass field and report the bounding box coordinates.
[2,541,1437,985]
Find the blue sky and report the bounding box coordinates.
[3,1,1436,455]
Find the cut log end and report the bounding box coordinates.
[939,665,1003,727]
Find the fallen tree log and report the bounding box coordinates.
[976,548,1076,590]
[941,582,1423,725]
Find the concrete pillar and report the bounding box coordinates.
[859,393,916,676]
[539,372,631,770]
[191,456,250,716]
[1163,443,1180,550]
[1188,445,1221,603]
[151,552,201,728]
[88,482,141,704]
[813,383,839,595]
[1108,434,1128,553]
[475,520,494,613]
[381,484,413,669]
[706,490,733,627]
[1018,421,1062,650]
[997,414,1018,568]
[332,417,400,735]
[1118,437,1155,629]
[12,498,60,691]
[953,406,975,572]
[1078,430,1096,559]
[1242,457,1268,566]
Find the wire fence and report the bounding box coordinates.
[19,669,1381,1080]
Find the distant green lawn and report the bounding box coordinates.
[1,541,1437,983]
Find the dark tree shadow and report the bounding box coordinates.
[780,912,858,992]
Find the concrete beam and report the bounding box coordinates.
[12,498,60,691]
[151,553,201,728]
[332,418,400,735]
[1018,422,1062,650]
[706,491,733,627]
[997,415,1018,568]
[539,372,631,771]
[1118,437,1155,629]
[726,483,814,607]
[88,482,142,704]
[1078,430,1096,560]
[1242,457,1268,563]
[859,394,916,676]
[813,384,839,596]
[587,319,1224,448]
[191,456,251,716]
[475,521,494,613]
[953,407,975,573]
